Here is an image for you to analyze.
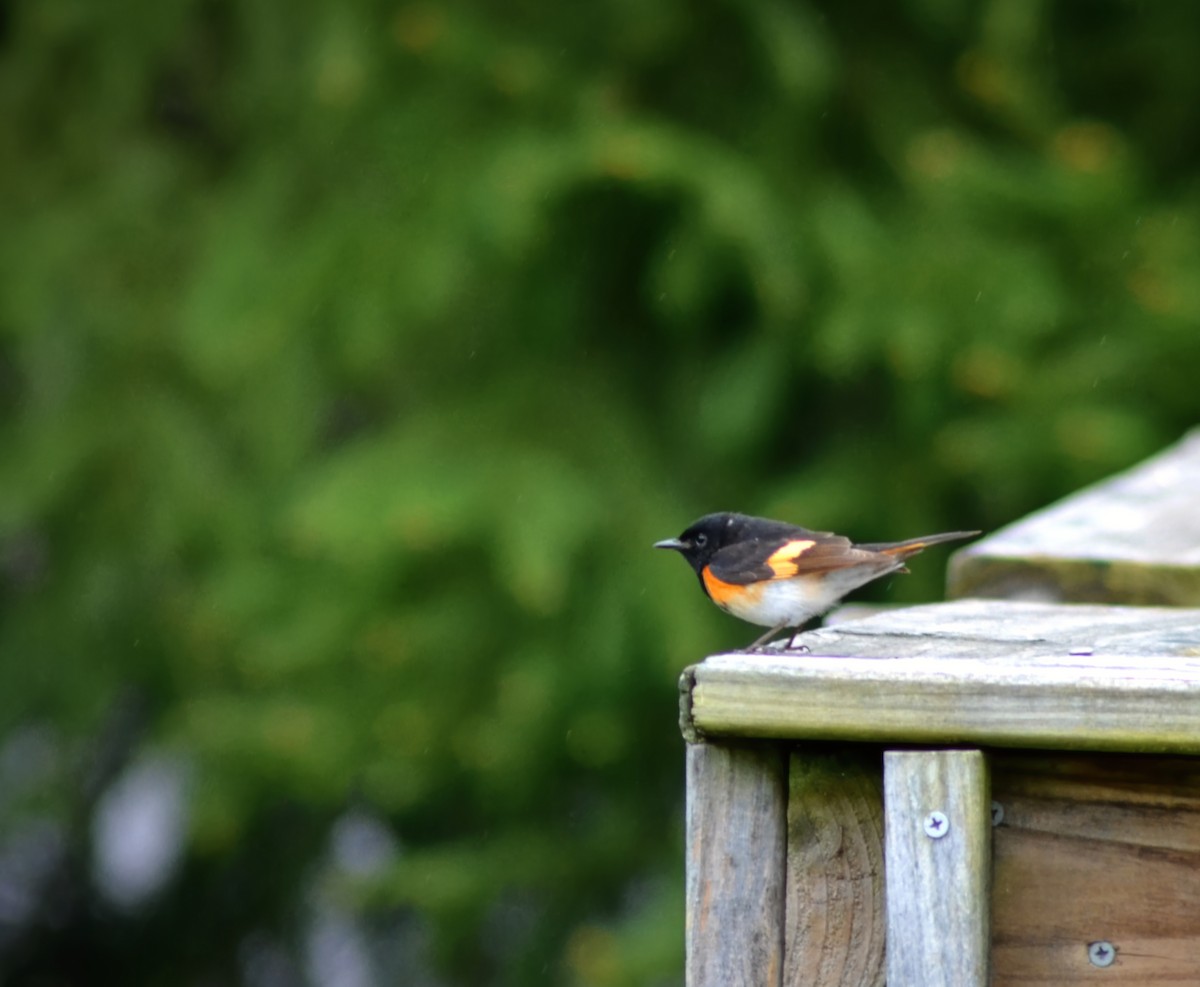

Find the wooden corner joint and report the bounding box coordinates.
[679,664,702,744]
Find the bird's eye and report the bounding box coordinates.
[694,533,708,548]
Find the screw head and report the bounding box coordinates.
[1087,940,1116,967]
[991,801,1004,826]
[923,811,950,838]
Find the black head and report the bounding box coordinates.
[653,512,747,573]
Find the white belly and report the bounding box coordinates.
[717,567,898,628]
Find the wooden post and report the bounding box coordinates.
[685,740,786,987]
[785,750,885,986]
[884,749,991,987]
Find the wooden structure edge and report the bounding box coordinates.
[680,599,1200,753]
[948,427,1200,606]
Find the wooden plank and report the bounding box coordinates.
[991,752,1200,984]
[683,599,1200,752]
[948,427,1200,606]
[686,740,787,987]
[884,750,990,987]
[784,749,885,987]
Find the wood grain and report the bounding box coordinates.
[948,427,1200,605]
[991,752,1200,984]
[686,740,787,987]
[683,599,1200,752]
[784,749,885,987]
[884,750,991,987]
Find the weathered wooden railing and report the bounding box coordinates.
[681,428,1200,986]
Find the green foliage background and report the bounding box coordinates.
[2,0,1199,983]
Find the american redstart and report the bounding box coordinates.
[655,512,979,648]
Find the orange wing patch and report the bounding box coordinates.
[764,539,817,578]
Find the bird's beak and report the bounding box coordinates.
[654,537,686,551]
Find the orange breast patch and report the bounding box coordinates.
[702,566,763,611]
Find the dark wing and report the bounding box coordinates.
[707,529,876,585]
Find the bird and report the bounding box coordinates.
[654,512,979,649]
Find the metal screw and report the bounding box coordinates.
[991,801,1004,826]
[1087,940,1116,968]
[923,811,949,838]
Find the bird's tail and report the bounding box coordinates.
[860,530,981,561]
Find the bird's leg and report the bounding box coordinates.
[784,629,811,653]
[745,620,816,652]
[745,621,790,650]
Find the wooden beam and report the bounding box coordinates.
[884,750,990,986]
[683,599,1200,753]
[686,740,787,987]
[948,427,1200,606]
[784,749,885,987]
[990,751,1200,984]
